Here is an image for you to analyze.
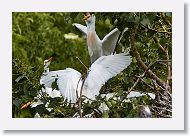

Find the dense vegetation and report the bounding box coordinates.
[12,12,172,118]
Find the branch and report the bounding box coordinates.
[152,79,166,91]
[76,56,88,71]
[153,36,167,54]
[153,36,172,91]
[141,23,171,34]
[152,105,172,113]
[161,13,172,26]
[113,27,128,54]
[130,25,168,90]
[166,49,172,85]
[157,60,171,62]
[153,36,172,86]
[120,63,153,103]
[140,78,154,90]
[77,72,88,118]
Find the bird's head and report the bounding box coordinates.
[83,13,95,25]
[44,57,53,67]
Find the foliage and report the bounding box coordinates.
[12,12,172,118]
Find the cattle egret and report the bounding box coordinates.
[40,58,62,98]
[40,53,131,103]
[43,57,53,73]
[73,13,127,63]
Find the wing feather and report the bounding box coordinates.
[40,68,82,103]
[40,70,66,88]
[83,53,132,99]
[73,23,87,35]
[56,68,82,103]
[102,28,120,55]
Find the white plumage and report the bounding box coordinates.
[73,13,122,63]
[40,53,131,103]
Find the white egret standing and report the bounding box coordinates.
[43,57,53,73]
[40,57,62,98]
[40,53,131,103]
[73,13,127,63]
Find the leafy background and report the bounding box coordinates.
[12,12,172,118]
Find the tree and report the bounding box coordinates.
[12,12,172,118]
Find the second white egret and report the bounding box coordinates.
[40,53,131,103]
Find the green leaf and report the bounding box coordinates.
[102,111,109,118]
[35,105,49,114]
[51,79,58,90]
[13,99,23,107]
[166,12,172,17]
[140,18,150,26]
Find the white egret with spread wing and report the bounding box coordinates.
[73,13,127,63]
[40,53,131,103]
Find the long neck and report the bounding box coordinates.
[44,65,49,73]
[87,22,95,31]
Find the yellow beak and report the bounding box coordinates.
[47,57,53,62]
[83,13,91,21]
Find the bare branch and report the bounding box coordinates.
[161,13,172,26]
[77,72,89,118]
[154,35,172,91]
[120,62,154,103]
[141,23,171,34]
[153,36,167,54]
[76,56,88,71]
[166,49,172,85]
[140,78,154,90]
[113,27,128,54]
[130,25,168,90]
[128,76,141,93]
[157,60,172,62]
[152,105,172,113]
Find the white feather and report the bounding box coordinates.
[72,23,87,35]
[73,14,125,64]
[102,28,121,55]
[83,53,132,100]
[41,53,131,103]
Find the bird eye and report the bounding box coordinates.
[87,15,91,19]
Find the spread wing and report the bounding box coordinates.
[83,53,132,99]
[73,23,87,35]
[40,70,66,88]
[102,28,121,55]
[40,68,82,103]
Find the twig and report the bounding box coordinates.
[81,95,96,102]
[140,78,154,90]
[153,35,172,91]
[153,36,167,54]
[153,36,172,91]
[152,106,172,113]
[152,79,166,91]
[78,73,87,118]
[130,61,156,92]
[166,49,172,86]
[73,112,79,118]
[157,91,172,102]
[161,13,172,27]
[120,62,154,103]
[157,60,171,62]
[113,27,128,54]
[76,56,88,71]
[76,75,84,99]
[141,23,171,34]
[130,25,168,90]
